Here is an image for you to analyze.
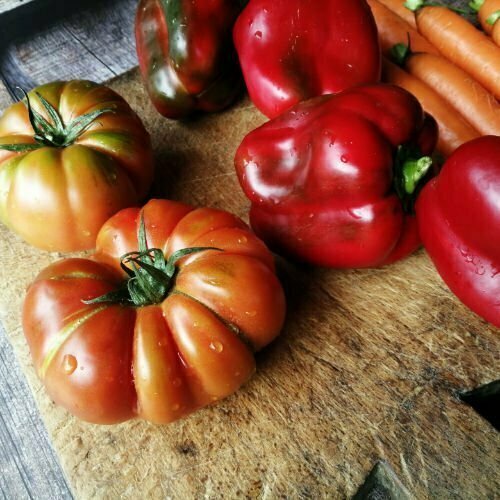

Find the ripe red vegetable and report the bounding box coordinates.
[235,84,438,268]
[416,136,500,327]
[135,0,244,119]
[23,199,285,424]
[233,0,381,118]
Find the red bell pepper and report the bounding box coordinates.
[416,136,500,327]
[233,0,381,118]
[235,84,438,268]
[135,0,244,119]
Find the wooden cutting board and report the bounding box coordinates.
[0,69,498,498]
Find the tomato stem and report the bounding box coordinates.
[0,87,115,152]
[84,214,222,307]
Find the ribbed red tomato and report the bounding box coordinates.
[23,199,286,424]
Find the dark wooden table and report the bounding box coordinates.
[0,0,137,497]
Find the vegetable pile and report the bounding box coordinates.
[0,0,497,425]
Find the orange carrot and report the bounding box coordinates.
[470,0,500,45]
[366,0,439,56]
[396,49,500,137]
[408,4,500,100]
[382,58,480,158]
[377,0,417,27]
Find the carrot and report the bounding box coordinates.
[393,48,500,137]
[407,4,500,100]
[470,0,500,45]
[366,0,439,56]
[377,0,417,27]
[382,58,480,158]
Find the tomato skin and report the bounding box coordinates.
[23,199,285,424]
[135,0,244,118]
[416,136,500,327]
[0,81,154,252]
[235,84,438,268]
[233,0,381,118]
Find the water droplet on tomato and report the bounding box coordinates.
[254,31,262,39]
[238,236,248,244]
[245,310,257,317]
[172,378,182,387]
[62,354,77,375]
[172,403,180,411]
[206,278,221,287]
[340,155,348,163]
[209,341,224,353]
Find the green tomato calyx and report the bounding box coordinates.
[84,214,222,307]
[0,87,115,152]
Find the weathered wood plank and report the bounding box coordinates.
[0,324,73,500]
[0,0,137,99]
[0,0,38,16]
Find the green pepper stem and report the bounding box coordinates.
[401,157,433,195]
[393,145,433,214]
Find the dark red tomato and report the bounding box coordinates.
[235,84,438,268]
[136,0,244,118]
[23,199,286,424]
[416,136,500,327]
[233,0,381,118]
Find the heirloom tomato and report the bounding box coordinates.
[0,80,154,252]
[23,199,286,424]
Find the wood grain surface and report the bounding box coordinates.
[0,0,37,15]
[0,0,137,95]
[0,323,72,500]
[0,68,498,498]
[0,0,498,497]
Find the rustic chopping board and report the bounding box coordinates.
[0,69,498,498]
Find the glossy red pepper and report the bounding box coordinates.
[136,0,244,119]
[233,0,381,118]
[416,136,500,327]
[235,84,438,268]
